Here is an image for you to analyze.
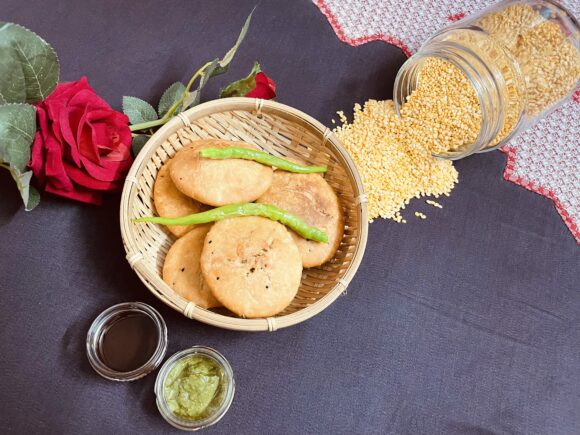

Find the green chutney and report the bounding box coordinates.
[163,355,225,420]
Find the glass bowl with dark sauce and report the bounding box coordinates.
[86,302,167,381]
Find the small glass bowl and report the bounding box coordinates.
[154,346,235,431]
[86,302,168,381]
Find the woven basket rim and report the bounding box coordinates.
[120,97,368,331]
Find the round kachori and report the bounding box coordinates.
[200,216,302,318]
[170,140,273,206]
[257,171,343,267]
[162,224,221,309]
[153,160,208,237]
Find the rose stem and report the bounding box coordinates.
[129,61,212,133]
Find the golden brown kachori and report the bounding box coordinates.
[257,171,343,267]
[153,160,208,237]
[200,216,302,318]
[170,140,273,206]
[162,224,221,309]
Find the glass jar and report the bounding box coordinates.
[154,346,235,431]
[393,0,580,159]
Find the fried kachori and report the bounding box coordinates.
[200,216,302,318]
[257,171,343,267]
[162,224,221,309]
[170,140,273,206]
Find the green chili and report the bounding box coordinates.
[133,203,329,243]
[198,147,327,173]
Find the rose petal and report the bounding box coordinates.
[29,131,46,185]
[259,72,277,92]
[69,88,110,112]
[45,182,103,205]
[245,72,276,99]
[119,128,132,150]
[102,144,131,162]
[44,135,73,191]
[42,77,91,119]
[43,99,66,127]
[48,76,91,101]
[50,117,63,144]
[59,105,80,166]
[106,112,132,146]
[90,121,114,150]
[86,109,118,122]
[77,113,101,164]
[81,154,133,183]
[63,161,121,190]
[93,124,131,162]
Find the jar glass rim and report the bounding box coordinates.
[392,24,539,160]
[86,301,168,382]
[394,40,506,160]
[154,346,236,431]
[429,27,531,155]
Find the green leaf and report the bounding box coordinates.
[0,46,26,103]
[220,62,261,98]
[123,96,158,125]
[212,7,255,77]
[181,59,219,111]
[7,166,40,210]
[181,89,198,112]
[131,134,149,156]
[0,22,60,103]
[0,103,36,171]
[0,103,39,210]
[26,184,40,210]
[158,82,186,117]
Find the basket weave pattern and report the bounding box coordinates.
[121,98,368,331]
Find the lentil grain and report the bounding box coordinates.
[426,199,443,208]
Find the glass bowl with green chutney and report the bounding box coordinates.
[154,346,235,431]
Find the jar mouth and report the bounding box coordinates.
[154,346,235,431]
[86,302,168,382]
[435,42,502,159]
[394,32,524,160]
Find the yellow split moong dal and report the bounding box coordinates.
[334,100,458,223]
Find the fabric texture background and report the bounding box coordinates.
[0,1,579,434]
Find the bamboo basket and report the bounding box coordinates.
[120,98,368,331]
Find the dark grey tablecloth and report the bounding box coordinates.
[1,1,579,434]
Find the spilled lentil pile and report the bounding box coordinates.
[334,3,580,223]
[334,98,459,223]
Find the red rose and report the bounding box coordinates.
[245,72,276,99]
[30,77,132,205]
